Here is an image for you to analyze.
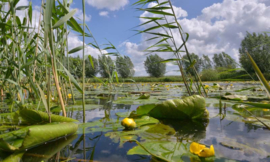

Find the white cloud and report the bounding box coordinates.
[86,0,128,11]
[122,41,177,76]
[73,8,91,22]
[68,33,104,59]
[123,0,270,76]
[99,11,109,17]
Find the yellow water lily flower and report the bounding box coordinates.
[230,84,233,86]
[121,118,136,130]
[45,95,47,99]
[190,142,206,155]
[263,109,269,111]
[141,83,144,86]
[68,94,72,99]
[190,142,215,158]
[204,85,209,89]
[198,145,215,157]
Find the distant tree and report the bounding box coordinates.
[213,52,236,69]
[116,56,135,78]
[200,54,212,70]
[85,56,99,78]
[70,56,82,78]
[239,32,270,73]
[182,53,201,74]
[98,55,114,78]
[144,54,166,77]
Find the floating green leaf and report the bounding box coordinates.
[148,95,209,120]
[138,93,150,99]
[17,109,78,124]
[0,123,78,152]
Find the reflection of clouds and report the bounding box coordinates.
[202,106,270,161]
[85,109,105,122]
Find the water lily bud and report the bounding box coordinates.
[121,118,136,129]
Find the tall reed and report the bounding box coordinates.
[133,0,207,96]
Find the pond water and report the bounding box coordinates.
[0,82,270,162]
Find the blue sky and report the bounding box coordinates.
[21,0,270,76]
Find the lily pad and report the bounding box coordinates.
[0,123,78,152]
[113,96,160,105]
[222,95,248,101]
[17,109,78,124]
[138,93,150,99]
[105,123,175,147]
[79,116,159,134]
[148,95,209,120]
[127,141,195,162]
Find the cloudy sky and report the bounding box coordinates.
[18,0,270,76]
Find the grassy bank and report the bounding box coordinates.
[84,76,183,83]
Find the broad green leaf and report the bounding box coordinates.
[68,45,85,54]
[138,93,150,99]
[0,123,78,152]
[57,0,84,34]
[148,95,209,120]
[105,123,174,148]
[53,9,77,28]
[17,109,78,124]
[20,134,77,162]
[129,104,156,118]
[127,141,188,161]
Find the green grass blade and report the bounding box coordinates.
[28,1,32,24]
[57,59,83,93]
[246,51,270,98]
[44,0,53,43]
[88,55,94,69]
[36,84,49,112]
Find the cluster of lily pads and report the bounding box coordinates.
[1,81,270,161]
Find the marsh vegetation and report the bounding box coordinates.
[0,0,270,162]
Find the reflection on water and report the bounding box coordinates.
[0,83,270,161]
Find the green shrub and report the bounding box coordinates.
[200,69,219,81]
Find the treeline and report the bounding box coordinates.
[188,32,270,81]
[69,32,270,81]
[67,55,134,78]
[145,32,270,81]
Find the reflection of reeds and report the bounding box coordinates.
[246,51,270,98]
[133,0,206,96]
[242,107,270,130]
